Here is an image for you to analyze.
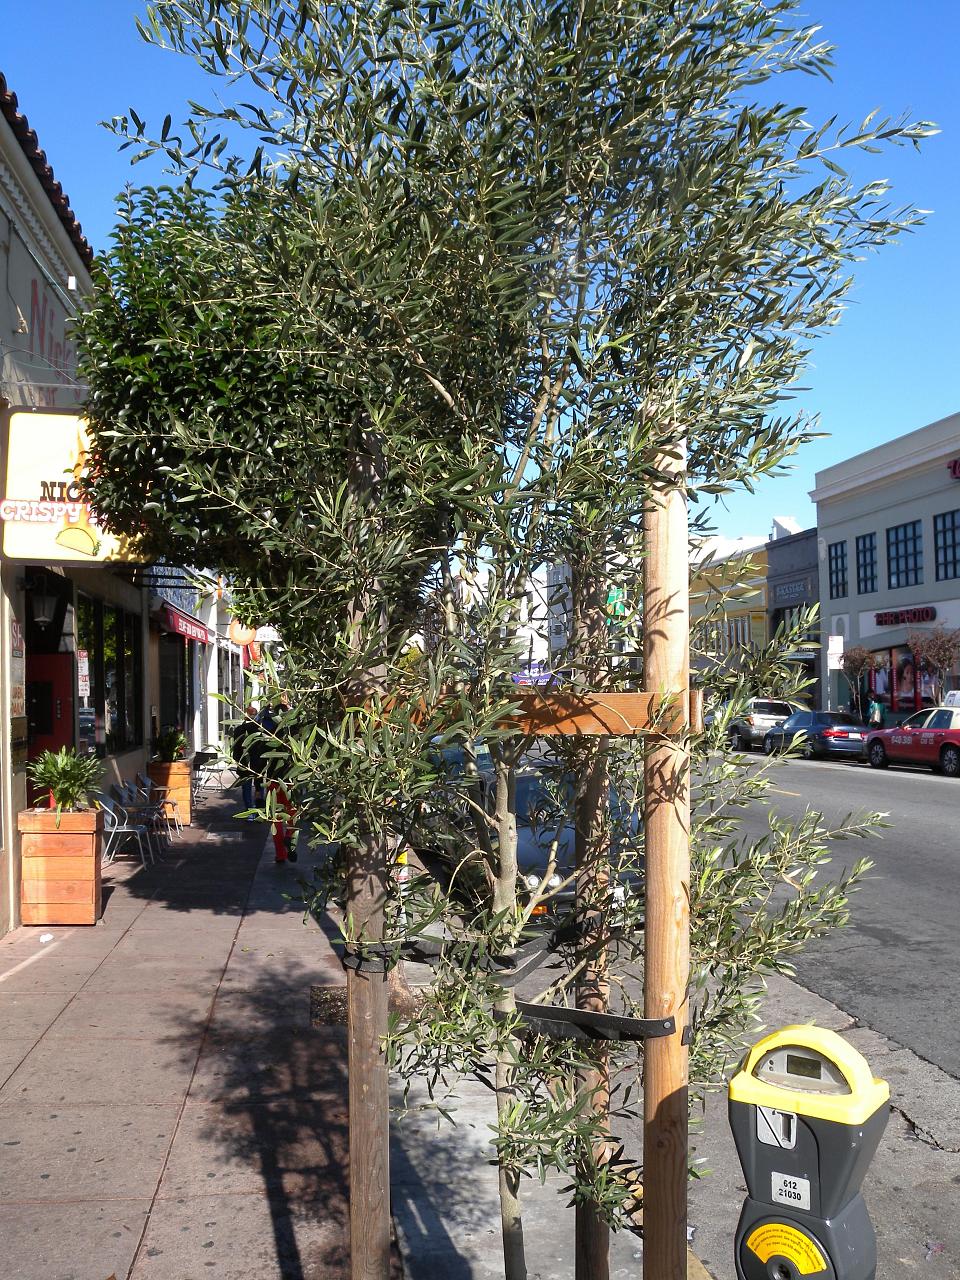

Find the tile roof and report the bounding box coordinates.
[0,71,93,268]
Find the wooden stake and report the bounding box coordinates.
[642,444,691,1280]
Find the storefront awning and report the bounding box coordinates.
[158,603,211,645]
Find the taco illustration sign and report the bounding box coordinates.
[1,411,142,562]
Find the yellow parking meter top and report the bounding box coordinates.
[729,1025,889,1125]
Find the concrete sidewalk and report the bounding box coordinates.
[0,793,357,1280]
[6,790,856,1280]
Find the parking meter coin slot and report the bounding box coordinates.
[757,1106,797,1150]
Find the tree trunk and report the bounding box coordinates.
[493,760,527,1280]
[574,742,610,1280]
[570,565,611,1280]
[345,429,393,1280]
[346,829,391,1280]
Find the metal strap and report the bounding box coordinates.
[339,941,398,974]
[497,1001,676,1042]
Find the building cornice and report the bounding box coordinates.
[0,72,93,269]
[810,413,960,507]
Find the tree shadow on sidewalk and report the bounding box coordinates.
[156,956,477,1278]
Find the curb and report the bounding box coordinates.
[688,1246,716,1279]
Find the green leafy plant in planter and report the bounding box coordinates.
[154,729,187,762]
[26,748,103,823]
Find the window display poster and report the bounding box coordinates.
[10,617,25,718]
[77,648,90,698]
[892,646,917,712]
[871,656,892,707]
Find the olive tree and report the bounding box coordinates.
[76,2,932,1275]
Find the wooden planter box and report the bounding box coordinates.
[18,808,104,926]
[148,758,193,826]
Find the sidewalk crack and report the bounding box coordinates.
[891,1105,960,1154]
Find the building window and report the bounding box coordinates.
[77,594,143,757]
[886,520,923,589]
[934,509,960,582]
[828,541,847,599]
[856,533,877,594]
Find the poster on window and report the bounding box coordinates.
[10,617,25,718]
[77,648,90,698]
[870,653,892,709]
[892,646,917,712]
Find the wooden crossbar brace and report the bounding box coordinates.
[505,688,703,737]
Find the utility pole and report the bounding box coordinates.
[642,444,691,1280]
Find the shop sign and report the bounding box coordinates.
[10,618,25,718]
[827,634,844,672]
[77,649,90,698]
[1,410,144,562]
[874,606,937,626]
[773,579,808,604]
[162,605,211,644]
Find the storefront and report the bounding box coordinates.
[144,596,205,751]
[1,76,96,936]
[811,411,960,720]
[765,525,820,703]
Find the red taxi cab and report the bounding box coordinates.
[866,706,960,776]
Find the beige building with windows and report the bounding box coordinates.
[690,534,769,671]
[811,411,960,720]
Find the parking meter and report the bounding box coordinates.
[728,1025,889,1280]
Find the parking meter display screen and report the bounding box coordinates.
[786,1053,822,1081]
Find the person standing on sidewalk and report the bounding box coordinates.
[231,704,260,817]
[260,704,298,863]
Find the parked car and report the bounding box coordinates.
[865,706,960,776]
[762,710,868,761]
[512,768,642,917]
[727,698,802,751]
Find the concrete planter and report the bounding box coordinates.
[18,808,104,926]
[148,758,193,826]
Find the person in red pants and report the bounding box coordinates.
[260,705,298,863]
[268,778,298,863]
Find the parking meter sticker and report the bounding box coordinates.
[746,1223,828,1274]
[772,1170,811,1210]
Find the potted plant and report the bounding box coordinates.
[147,728,194,826]
[19,748,104,926]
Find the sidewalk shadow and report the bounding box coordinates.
[101,794,271,919]
[389,1126,482,1280]
[160,957,429,1278]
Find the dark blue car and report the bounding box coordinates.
[762,710,867,761]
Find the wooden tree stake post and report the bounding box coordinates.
[642,445,691,1280]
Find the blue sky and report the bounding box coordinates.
[5,2,958,539]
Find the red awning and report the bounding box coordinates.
[159,604,211,645]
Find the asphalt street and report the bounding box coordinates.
[731,752,960,1078]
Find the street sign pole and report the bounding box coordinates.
[643,444,691,1280]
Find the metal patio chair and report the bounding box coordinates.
[192,749,230,805]
[114,781,172,850]
[135,771,182,837]
[98,794,156,868]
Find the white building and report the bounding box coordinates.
[811,411,960,718]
